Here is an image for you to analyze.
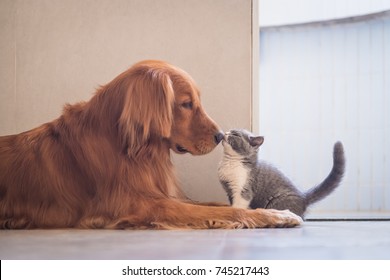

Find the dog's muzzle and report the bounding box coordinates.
[214,132,225,144]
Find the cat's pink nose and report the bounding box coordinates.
[222,132,230,141]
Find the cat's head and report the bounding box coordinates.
[222,129,264,158]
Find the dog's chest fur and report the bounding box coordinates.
[218,157,250,208]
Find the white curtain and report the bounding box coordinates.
[259,13,390,217]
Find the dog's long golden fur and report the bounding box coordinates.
[0,60,301,229]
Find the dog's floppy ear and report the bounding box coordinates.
[119,68,174,154]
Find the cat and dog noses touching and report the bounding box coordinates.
[218,129,345,219]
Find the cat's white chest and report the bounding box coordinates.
[218,159,248,186]
[218,158,250,208]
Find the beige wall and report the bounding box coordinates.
[0,0,258,203]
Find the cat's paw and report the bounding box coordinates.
[256,208,303,228]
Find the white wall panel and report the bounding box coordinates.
[259,14,390,217]
[260,0,390,26]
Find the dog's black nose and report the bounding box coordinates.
[214,132,225,144]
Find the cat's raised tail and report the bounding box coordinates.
[304,142,345,205]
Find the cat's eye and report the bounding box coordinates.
[181,101,193,110]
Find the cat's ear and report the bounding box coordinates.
[249,136,264,149]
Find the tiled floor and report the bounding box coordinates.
[1,221,389,260]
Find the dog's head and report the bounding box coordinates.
[118,60,223,156]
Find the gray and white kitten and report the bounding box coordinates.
[218,129,345,218]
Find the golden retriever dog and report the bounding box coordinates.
[0,60,301,229]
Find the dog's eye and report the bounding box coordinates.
[181,101,193,110]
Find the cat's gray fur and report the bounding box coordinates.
[218,129,345,218]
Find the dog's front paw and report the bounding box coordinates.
[271,209,303,227]
[255,208,303,228]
